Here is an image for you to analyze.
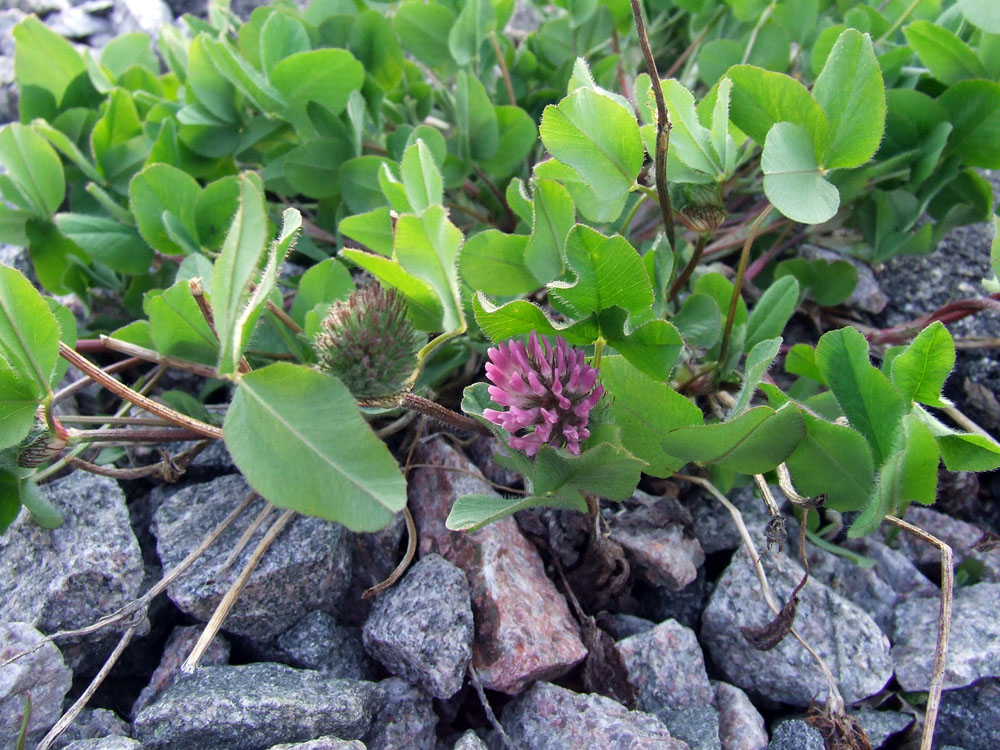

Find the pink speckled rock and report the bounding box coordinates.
[407,437,587,694]
[713,681,767,750]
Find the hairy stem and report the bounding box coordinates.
[402,393,492,437]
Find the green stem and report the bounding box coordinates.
[717,205,774,375]
[878,0,922,42]
[592,336,606,371]
[620,193,649,235]
[666,233,709,305]
[741,0,777,64]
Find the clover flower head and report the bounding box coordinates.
[482,331,603,457]
[313,284,423,401]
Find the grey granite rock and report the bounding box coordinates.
[61,740,142,750]
[131,624,229,718]
[0,621,72,749]
[278,611,374,680]
[498,682,689,750]
[936,677,1000,750]
[766,720,824,750]
[52,709,130,750]
[702,546,892,706]
[7,0,69,14]
[617,619,714,712]
[0,473,143,669]
[452,730,487,750]
[856,710,914,748]
[364,677,437,750]
[657,706,721,750]
[595,612,655,641]
[363,554,473,699]
[45,4,111,38]
[152,474,353,639]
[889,506,1000,583]
[689,483,774,555]
[892,583,1000,691]
[132,663,379,750]
[267,739,365,750]
[713,681,767,750]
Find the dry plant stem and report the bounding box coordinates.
[942,405,999,443]
[266,299,304,335]
[374,410,418,439]
[468,665,516,750]
[678,473,846,714]
[182,508,296,672]
[59,343,224,440]
[58,415,170,425]
[885,514,953,750]
[752,473,782,518]
[68,426,209,443]
[51,356,144,405]
[36,624,138,750]
[630,0,676,249]
[402,393,492,436]
[219,501,274,574]
[489,31,516,106]
[718,205,774,371]
[363,506,417,599]
[94,336,220,378]
[667,234,709,304]
[0,489,255,670]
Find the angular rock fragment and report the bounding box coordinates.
[152,474,353,640]
[62,740,142,750]
[0,621,72,748]
[893,583,1000,691]
[363,677,437,750]
[702,547,892,706]
[617,619,714,712]
[278,611,374,679]
[363,554,473,698]
[131,625,229,717]
[408,438,586,693]
[132,663,379,750]
[936,677,1000,750]
[713,681,767,750]
[500,682,690,749]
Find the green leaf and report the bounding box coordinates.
[284,138,353,199]
[147,280,219,366]
[224,363,407,531]
[472,293,596,345]
[601,355,702,477]
[524,178,574,284]
[814,326,905,465]
[812,29,886,169]
[341,249,444,331]
[506,177,533,225]
[533,442,644,504]
[289,258,354,325]
[745,277,798,350]
[0,124,66,219]
[400,140,443,213]
[0,371,41,453]
[785,343,825,384]
[539,87,643,202]
[762,122,839,224]
[129,163,201,256]
[661,403,805,474]
[201,37,286,114]
[339,155,391,214]
[850,414,938,537]
[394,1,457,70]
[394,206,465,334]
[54,213,152,275]
[1,471,21,533]
[672,293,722,349]
[479,106,537,178]
[656,79,720,175]
[194,176,241,252]
[349,10,404,91]
[890,321,955,408]
[732,337,781,416]
[446,492,585,532]
[599,309,683,382]
[959,0,1000,32]
[939,80,1000,169]
[937,433,1000,472]
[459,231,538,296]
[454,72,499,164]
[903,20,987,84]
[30,119,101,185]
[726,65,828,158]
[258,11,310,74]
[187,35,239,125]
[271,49,365,137]
[340,207,394,256]
[786,414,875,512]
[532,158,627,224]
[448,0,495,65]
[0,265,60,408]
[13,16,85,109]
[775,258,857,307]
[23,221,87,297]
[549,225,652,317]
